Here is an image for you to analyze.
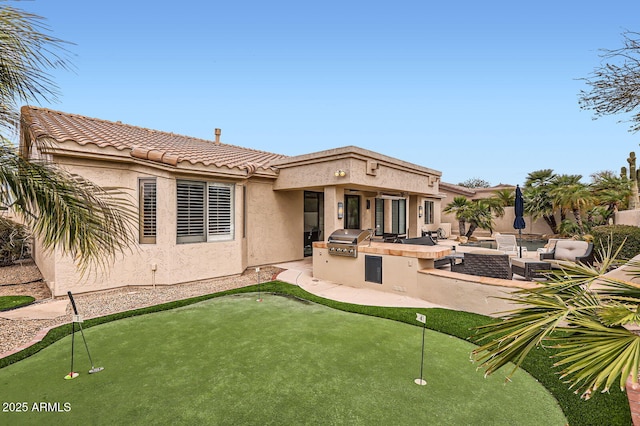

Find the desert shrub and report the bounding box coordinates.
[0,217,30,266]
[591,224,640,260]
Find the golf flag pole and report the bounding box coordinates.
[256,267,262,302]
[415,313,427,386]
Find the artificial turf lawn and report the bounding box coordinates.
[0,295,34,311]
[0,293,566,425]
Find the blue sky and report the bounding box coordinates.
[16,0,640,186]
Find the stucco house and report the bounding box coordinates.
[19,106,447,297]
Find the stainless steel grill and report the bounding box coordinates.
[327,229,371,257]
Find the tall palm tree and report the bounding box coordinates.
[524,169,559,234]
[525,169,556,188]
[0,4,135,272]
[0,4,72,131]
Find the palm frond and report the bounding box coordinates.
[472,290,579,378]
[473,236,640,398]
[551,317,640,396]
[0,142,136,274]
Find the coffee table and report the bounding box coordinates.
[443,253,464,268]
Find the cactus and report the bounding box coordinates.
[628,152,640,209]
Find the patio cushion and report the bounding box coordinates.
[399,236,436,246]
[509,257,528,268]
[554,240,589,261]
[469,249,506,255]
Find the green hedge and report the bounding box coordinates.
[591,224,640,260]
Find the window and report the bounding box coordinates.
[375,198,384,236]
[177,181,206,243]
[139,178,157,244]
[391,199,406,234]
[177,180,234,244]
[424,200,434,225]
[345,194,360,229]
[208,183,234,240]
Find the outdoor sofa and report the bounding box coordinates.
[511,240,595,280]
[539,240,595,267]
[451,249,512,280]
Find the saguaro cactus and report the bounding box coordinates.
[627,152,640,210]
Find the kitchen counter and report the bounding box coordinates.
[312,241,451,259]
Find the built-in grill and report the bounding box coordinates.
[327,229,371,257]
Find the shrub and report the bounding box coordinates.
[0,217,30,266]
[591,224,640,260]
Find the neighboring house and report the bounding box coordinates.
[20,106,446,296]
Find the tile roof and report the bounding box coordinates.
[21,106,287,173]
[439,181,477,196]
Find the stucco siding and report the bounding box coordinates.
[246,181,303,266]
[274,157,440,196]
[617,210,640,226]
[417,269,533,316]
[32,236,56,293]
[34,158,247,296]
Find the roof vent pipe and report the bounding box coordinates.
[214,128,221,145]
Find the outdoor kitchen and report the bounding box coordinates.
[313,229,452,296]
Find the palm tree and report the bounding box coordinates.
[591,171,631,220]
[524,169,559,234]
[525,169,556,188]
[0,4,135,272]
[491,188,515,207]
[463,200,494,237]
[550,175,594,234]
[472,244,640,422]
[0,4,72,131]
[443,196,470,237]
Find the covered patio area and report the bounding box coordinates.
[271,146,446,249]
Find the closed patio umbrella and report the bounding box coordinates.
[513,185,526,257]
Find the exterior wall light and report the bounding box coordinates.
[337,202,344,219]
[418,205,423,218]
[334,169,346,177]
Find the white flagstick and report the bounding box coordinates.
[256,267,262,302]
[414,313,427,386]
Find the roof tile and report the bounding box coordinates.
[21,106,287,172]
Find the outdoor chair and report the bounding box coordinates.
[398,236,437,246]
[494,233,527,257]
[398,236,449,268]
[451,249,512,280]
[536,238,561,254]
[539,240,595,267]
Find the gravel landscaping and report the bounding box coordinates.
[0,259,284,357]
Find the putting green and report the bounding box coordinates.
[0,294,566,425]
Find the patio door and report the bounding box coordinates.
[374,197,406,237]
[345,194,360,229]
[304,191,324,257]
[391,199,406,235]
